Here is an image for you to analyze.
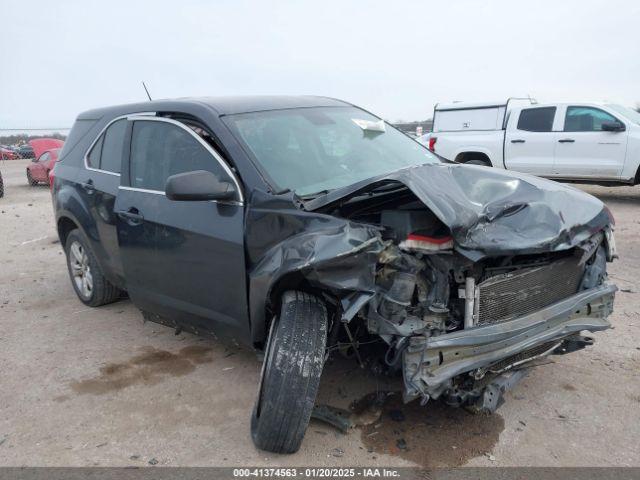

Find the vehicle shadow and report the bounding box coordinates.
[573,184,640,205]
[592,192,640,205]
[315,355,504,467]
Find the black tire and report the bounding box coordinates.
[26,169,38,186]
[251,291,328,454]
[466,159,490,166]
[0,174,4,198]
[64,229,121,307]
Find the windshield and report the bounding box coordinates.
[224,106,439,196]
[606,104,640,125]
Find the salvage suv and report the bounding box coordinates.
[53,96,617,454]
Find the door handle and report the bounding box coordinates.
[558,139,575,143]
[116,207,145,224]
[511,139,525,143]
[81,180,95,194]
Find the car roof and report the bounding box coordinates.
[77,95,352,120]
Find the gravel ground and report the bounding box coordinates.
[0,159,638,467]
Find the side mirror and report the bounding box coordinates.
[601,121,625,132]
[165,170,236,202]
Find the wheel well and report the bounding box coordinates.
[634,165,640,185]
[257,273,337,350]
[57,217,78,247]
[454,152,492,166]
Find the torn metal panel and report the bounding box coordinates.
[301,163,611,259]
[245,190,384,343]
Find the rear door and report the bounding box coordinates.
[77,118,128,285]
[115,116,250,342]
[504,106,558,176]
[553,106,628,179]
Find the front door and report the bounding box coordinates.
[115,116,250,343]
[504,106,558,176]
[553,106,628,179]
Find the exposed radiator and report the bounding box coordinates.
[476,256,585,326]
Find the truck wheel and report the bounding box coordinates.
[251,291,328,453]
[466,159,490,166]
[26,169,38,186]
[64,229,121,307]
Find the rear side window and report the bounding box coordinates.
[564,106,618,132]
[86,119,127,173]
[86,135,103,168]
[517,107,556,132]
[100,120,127,173]
[129,120,229,191]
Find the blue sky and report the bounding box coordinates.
[1,0,638,129]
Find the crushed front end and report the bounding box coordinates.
[293,165,619,413]
[361,213,617,411]
[250,164,618,413]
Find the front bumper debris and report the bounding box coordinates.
[402,282,616,402]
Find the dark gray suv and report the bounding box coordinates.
[52,96,617,454]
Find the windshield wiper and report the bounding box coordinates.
[297,189,333,200]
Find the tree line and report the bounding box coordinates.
[0,132,67,146]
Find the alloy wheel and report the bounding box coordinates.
[69,241,93,299]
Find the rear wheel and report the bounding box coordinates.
[26,169,38,186]
[64,229,121,307]
[251,291,328,453]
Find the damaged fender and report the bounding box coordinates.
[246,190,384,344]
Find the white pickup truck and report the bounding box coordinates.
[428,99,640,186]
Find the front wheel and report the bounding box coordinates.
[251,291,328,454]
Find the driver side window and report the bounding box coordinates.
[564,107,618,132]
[129,120,232,192]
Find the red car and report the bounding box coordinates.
[0,146,19,160]
[26,139,64,186]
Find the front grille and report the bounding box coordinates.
[487,341,561,373]
[476,255,584,326]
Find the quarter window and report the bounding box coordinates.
[517,107,556,132]
[564,107,619,132]
[86,135,103,169]
[129,120,230,192]
[100,119,127,173]
[39,152,50,163]
[86,119,126,173]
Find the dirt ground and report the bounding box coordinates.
[0,159,638,467]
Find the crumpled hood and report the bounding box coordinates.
[29,138,64,159]
[302,163,611,258]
